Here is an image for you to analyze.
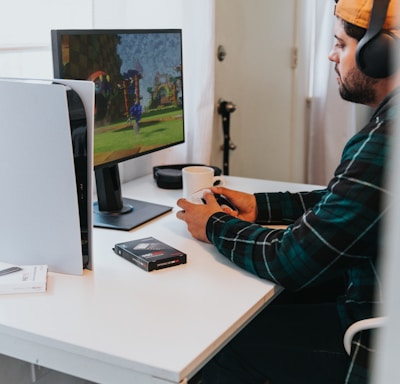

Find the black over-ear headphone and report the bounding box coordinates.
[356,0,398,78]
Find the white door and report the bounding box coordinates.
[212,0,308,182]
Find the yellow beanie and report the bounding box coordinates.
[335,0,400,38]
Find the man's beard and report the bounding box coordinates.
[336,65,378,105]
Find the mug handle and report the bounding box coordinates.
[213,176,226,187]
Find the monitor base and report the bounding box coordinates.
[93,198,172,231]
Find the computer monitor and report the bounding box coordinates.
[51,29,185,230]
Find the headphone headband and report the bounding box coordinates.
[364,0,390,40]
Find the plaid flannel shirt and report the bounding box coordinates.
[206,88,399,384]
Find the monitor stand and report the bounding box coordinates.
[93,165,172,231]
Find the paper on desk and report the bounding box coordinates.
[0,262,48,294]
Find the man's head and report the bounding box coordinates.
[329,0,400,106]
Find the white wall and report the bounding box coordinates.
[0,0,93,78]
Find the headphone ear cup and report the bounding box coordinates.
[356,32,396,78]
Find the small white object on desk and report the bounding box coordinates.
[0,262,48,294]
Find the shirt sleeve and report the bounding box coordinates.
[254,189,327,224]
[205,121,388,292]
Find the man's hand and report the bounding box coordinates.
[176,192,224,243]
[211,187,258,222]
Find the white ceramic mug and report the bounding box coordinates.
[182,166,225,198]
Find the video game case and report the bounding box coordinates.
[113,237,187,272]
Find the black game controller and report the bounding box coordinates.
[187,188,237,211]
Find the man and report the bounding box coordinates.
[177,0,400,383]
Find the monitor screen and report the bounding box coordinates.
[52,29,184,230]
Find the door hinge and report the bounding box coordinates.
[291,46,298,69]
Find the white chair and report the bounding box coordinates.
[343,316,387,355]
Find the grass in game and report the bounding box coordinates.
[94,106,183,165]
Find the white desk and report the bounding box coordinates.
[0,175,316,384]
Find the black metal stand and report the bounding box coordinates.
[218,99,236,175]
